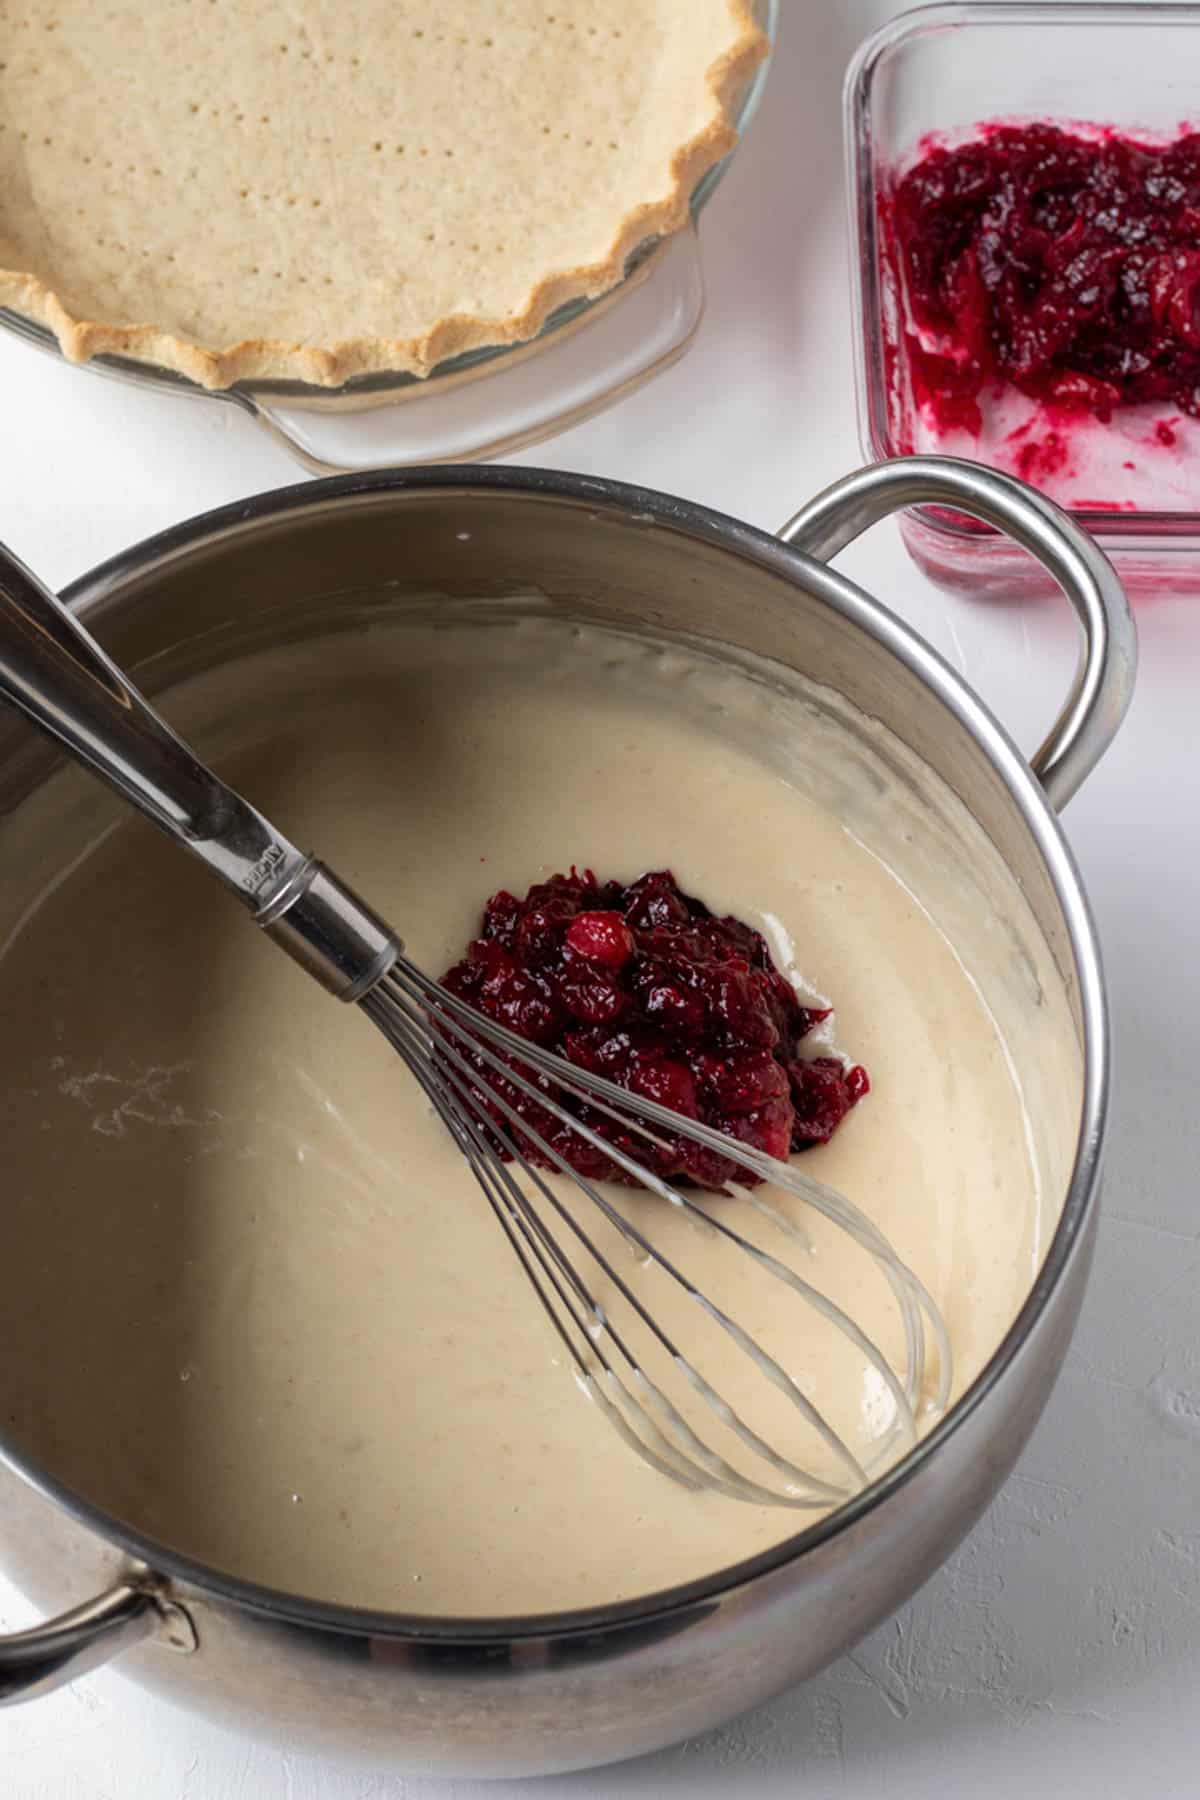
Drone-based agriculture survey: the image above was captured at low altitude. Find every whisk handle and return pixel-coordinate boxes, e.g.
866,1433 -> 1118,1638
0,538 -> 304,885
0,540 -> 398,1000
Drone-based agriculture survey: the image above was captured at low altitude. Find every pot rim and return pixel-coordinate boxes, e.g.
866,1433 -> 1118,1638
0,464 -> 1108,1646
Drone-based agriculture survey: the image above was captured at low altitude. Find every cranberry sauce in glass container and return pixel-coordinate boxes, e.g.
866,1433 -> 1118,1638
846,2 -> 1200,597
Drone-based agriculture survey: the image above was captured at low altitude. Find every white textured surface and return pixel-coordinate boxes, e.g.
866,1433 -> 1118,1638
2,2 -> 1198,1793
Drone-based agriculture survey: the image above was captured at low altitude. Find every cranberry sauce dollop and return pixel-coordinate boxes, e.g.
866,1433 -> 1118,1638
439,870 -> 868,1192
889,123 -> 1200,431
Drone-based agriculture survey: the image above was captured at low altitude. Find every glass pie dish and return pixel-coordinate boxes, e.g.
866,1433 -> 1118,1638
0,0 -> 776,474
846,1 -> 1200,598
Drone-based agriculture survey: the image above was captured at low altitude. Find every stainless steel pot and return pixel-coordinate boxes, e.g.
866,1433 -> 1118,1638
0,457 -> 1135,1777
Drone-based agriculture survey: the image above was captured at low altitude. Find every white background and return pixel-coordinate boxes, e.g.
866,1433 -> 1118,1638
3,2 -> 1199,1794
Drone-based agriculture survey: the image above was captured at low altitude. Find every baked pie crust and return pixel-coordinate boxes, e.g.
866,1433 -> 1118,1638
0,1 -> 767,389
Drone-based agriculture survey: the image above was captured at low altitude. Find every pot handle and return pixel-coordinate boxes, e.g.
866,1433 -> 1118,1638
776,456 -> 1137,812
0,1582 -> 195,1705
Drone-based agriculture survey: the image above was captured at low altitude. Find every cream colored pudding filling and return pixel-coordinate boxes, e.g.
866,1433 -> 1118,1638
0,614 -> 1081,1615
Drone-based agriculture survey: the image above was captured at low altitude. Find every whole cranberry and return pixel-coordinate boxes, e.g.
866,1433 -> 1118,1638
566,911 -> 636,969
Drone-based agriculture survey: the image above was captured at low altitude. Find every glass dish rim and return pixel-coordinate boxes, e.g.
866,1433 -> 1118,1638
843,0 -> 1200,542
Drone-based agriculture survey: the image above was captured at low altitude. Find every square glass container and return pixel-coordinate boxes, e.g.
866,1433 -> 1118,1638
846,2 -> 1200,598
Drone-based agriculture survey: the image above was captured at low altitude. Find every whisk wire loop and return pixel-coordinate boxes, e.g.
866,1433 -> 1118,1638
363,958 -> 953,1505
392,955 -> 950,1423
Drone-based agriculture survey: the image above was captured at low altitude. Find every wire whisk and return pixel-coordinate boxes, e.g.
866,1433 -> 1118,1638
0,539 -> 952,1509
365,959 -> 949,1505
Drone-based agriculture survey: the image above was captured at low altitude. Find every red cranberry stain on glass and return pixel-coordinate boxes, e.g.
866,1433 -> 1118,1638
440,870 -> 868,1193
